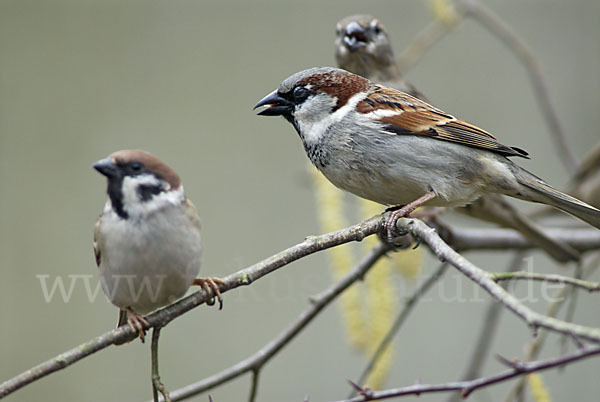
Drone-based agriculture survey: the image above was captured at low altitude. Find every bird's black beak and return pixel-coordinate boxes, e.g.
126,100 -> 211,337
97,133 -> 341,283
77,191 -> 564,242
343,21 -> 367,52
93,158 -> 118,178
254,90 -> 293,117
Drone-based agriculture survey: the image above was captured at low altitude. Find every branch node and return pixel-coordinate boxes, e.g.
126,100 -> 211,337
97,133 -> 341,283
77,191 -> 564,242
348,380 -> 374,398
569,333 -> 586,350
304,235 -> 318,243
531,323 -> 540,338
233,272 -> 251,286
496,354 -> 525,372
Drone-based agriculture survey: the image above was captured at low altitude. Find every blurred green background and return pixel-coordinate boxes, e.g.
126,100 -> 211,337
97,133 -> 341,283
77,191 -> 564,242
1,1 -> 599,401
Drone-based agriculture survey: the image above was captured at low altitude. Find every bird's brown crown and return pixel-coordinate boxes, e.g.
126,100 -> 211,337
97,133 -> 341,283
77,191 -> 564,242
287,67 -> 370,110
109,149 -> 181,190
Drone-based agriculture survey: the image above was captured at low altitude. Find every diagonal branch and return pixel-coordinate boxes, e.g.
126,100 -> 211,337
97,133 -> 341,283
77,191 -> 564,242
397,19 -> 456,73
396,218 -> 600,343
167,243 -> 390,401
333,345 -> 600,401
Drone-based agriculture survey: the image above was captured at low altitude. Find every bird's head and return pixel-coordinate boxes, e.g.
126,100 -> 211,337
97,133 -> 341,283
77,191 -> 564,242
94,149 -> 184,219
335,15 -> 395,78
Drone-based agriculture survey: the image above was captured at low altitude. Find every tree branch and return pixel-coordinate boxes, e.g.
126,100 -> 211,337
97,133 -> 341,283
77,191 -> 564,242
248,370 -> 259,402
490,271 -> 600,292
334,346 -> 600,401
166,243 -> 390,401
396,218 -> 600,343
397,19 -> 455,73
151,327 -> 171,402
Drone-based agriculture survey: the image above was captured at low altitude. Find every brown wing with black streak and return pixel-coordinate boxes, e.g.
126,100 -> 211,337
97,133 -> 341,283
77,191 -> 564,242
357,85 -> 529,158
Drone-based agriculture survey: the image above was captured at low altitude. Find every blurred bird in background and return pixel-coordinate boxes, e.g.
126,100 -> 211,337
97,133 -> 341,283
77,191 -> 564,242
335,14 -> 427,101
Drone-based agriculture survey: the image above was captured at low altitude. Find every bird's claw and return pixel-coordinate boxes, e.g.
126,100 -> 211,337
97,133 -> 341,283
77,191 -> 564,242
193,277 -> 225,310
127,310 -> 150,343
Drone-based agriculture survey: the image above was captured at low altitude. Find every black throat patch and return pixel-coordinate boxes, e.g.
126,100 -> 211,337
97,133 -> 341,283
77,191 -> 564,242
106,176 -> 128,219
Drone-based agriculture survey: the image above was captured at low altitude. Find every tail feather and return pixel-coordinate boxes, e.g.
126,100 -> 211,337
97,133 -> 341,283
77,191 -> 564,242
516,174 -> 600,229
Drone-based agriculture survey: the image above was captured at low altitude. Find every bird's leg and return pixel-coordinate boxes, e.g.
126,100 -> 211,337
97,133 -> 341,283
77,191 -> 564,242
385,190 -> 437,242
193,277 -> 225,310
126,308 -> 149,343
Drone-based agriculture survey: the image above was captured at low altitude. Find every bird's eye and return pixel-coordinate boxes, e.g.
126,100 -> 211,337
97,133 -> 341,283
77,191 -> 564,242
293,86 -> 310,102
130,162 -> 143,172
373,24 -> 382,35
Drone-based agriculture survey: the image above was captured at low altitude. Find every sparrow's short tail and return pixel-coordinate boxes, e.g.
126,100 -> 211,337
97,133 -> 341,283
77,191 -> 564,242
514,169 -> 600,229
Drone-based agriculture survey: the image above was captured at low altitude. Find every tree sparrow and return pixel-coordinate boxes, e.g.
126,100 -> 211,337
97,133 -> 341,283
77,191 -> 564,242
335,15 -> 425,100
334,16 -> 579,262
254,67 -> 600,238
93,150 -> 223,342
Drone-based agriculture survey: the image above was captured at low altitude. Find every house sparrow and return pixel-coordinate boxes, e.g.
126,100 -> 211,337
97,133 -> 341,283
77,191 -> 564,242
254,67 -> 600,239
334,16 -> 579,262
335,15 -> 425,100
93,149 -> 223,342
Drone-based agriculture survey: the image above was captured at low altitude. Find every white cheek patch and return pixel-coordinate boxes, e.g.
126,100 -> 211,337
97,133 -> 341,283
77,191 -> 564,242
120,174 -> 186,218
122,174 -> 161,206
297,91 -> 369,144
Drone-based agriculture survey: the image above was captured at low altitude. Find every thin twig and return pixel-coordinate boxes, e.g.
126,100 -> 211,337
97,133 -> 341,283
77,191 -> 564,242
333,346 -> 600,401
489,271 -> 600,292
350,263 -> 449,397
396,218 -> 600,343
447,251 -> 527,402
166,244 -> 390,401
151,327 -> 171,402
458,0 -> 578,172
397,19 -> 457,73
248,370 -> 259,402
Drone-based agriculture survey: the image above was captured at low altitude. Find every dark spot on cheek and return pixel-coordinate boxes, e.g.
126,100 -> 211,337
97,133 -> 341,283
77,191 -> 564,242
137,184 -> 163,202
